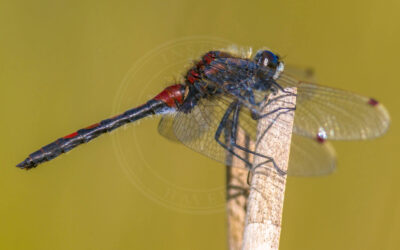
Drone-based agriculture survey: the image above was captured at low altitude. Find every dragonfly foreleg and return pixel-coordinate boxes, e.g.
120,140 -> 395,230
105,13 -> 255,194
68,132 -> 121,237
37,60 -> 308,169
260,92 -> 297,110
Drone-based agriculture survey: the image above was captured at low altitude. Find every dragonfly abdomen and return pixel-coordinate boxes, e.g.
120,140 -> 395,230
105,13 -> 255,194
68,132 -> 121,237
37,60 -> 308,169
17,84 -> 186,169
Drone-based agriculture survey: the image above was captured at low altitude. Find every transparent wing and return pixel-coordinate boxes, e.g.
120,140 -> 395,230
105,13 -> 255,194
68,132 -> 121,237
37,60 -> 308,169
169,95 -> 251,166
204,55 -> 390,140
283,64 -> 316,82
273,73 -> 391,140
158,114 -> 180,142
288,134 -> 336,176
159,93 -> 292,169
158,94 -> 336,176
207,57 -> 390,140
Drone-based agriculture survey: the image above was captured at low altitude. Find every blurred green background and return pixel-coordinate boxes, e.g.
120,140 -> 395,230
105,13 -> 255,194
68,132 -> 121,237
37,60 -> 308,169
1,0 -> 399,249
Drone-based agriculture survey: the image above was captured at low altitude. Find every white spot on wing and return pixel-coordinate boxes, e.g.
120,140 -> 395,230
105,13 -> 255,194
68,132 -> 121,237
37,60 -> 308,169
318,127 -> 328,140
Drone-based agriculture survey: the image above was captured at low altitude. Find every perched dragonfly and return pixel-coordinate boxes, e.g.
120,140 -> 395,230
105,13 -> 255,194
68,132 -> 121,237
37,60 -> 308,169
17,48 -> 390,175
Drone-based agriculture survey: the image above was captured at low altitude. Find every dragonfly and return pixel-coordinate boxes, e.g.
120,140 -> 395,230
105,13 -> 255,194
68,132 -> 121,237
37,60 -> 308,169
16,48 -> 390,175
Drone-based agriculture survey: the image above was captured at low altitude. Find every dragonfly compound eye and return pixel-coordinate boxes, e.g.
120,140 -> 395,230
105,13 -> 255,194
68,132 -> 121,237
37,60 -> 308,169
254,50 -> 280,69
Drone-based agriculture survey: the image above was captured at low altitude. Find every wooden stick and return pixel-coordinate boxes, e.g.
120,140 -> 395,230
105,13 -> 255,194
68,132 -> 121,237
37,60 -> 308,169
242,88 -> 297,250
226,129 -> 251,250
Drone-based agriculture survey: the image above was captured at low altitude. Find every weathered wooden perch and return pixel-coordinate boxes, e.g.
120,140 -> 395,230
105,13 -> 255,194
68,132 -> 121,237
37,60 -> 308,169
226,129 -> 252,250
241,88 -> 297,250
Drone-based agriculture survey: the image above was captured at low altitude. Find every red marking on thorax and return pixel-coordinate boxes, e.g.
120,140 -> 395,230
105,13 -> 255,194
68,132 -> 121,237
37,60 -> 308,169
203,54 -> 214,64
187,69 -> 200,83
196,60 -> 204,68
187,75 -> 196,84
190,70 -> 199,77
154,84 -> 184,107
204,62 -> 226,76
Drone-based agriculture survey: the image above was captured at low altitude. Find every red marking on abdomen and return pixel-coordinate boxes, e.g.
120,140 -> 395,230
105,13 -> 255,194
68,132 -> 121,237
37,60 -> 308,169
84,123 -> 100,129
154,84 -> 185,107
63,123 -> 99,139
64,131 -> 78,139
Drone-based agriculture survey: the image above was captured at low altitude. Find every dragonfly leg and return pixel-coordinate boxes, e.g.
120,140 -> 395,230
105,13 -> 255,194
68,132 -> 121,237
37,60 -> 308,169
251,105 -> 295,125
245,157 -> 285,185
230,103 -> 285,174
252,108 -> 296,177
268,91 -> 296,104
237,107 -> 297,175
255,108 -> 295,146
214,101 -> 286,175
214,101 -> 254,169
270,79 -> 300,97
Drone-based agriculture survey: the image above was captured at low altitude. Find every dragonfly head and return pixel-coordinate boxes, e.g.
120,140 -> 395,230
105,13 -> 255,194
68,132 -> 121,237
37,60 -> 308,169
254,50 -> 284,79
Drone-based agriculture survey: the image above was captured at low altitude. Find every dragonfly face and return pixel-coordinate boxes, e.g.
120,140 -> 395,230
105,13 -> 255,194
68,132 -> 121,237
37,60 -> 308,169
247,51 -> 284,94
254,50 -> 280,68
254,50 -> 285,80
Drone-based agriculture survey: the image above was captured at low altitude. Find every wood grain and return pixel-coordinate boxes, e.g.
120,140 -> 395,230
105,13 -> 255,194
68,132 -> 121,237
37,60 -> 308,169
242,88 -> 297,250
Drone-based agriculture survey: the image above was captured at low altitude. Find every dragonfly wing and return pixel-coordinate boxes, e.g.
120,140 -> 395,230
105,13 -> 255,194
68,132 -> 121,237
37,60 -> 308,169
158,114 -> 180,142
194,55 -> 389,140
275,73 -> 390,140
283,64 -> 316,82
158,91 -> 337,176
288,134 -> 336,176
168,96 -> 238,166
